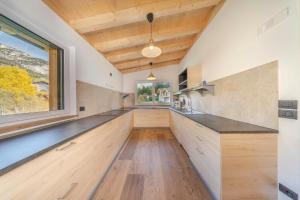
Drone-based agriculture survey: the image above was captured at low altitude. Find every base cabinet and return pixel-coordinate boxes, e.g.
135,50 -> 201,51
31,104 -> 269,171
0,111 -> 133,200
133,109 -> 169,127
170,111 -> 277,200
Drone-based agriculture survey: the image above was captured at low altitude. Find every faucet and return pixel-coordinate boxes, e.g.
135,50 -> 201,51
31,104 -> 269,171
184,94 -> 193,113
178,93 -> 192,113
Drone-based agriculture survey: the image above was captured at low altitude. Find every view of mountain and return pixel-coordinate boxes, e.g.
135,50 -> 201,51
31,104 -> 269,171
0,43 -> 49,82
0,43 -> 49,75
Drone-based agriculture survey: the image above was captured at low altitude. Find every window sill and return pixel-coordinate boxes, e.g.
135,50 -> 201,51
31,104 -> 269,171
0,115 -> 78,140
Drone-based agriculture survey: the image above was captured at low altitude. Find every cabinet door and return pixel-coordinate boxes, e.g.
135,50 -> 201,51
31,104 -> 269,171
183,118 -> 221,199
134,109 -> 169,127
66,111 -> 133,199
187,66 -> 202,88
0,112 -> 133,200
170,111 -> 179,141
170,111 -> 184,143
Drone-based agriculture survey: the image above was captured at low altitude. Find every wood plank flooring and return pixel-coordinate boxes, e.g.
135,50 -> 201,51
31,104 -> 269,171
93,128 -> 212,200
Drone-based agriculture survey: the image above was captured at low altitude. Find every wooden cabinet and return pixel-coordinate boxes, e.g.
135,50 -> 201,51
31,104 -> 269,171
0,111 -> 133,200
178,66 -> 202,91
169,110 -> 183,143
187,66 -> 202,88
133,109 -> 169,127
170,110 -> 277,200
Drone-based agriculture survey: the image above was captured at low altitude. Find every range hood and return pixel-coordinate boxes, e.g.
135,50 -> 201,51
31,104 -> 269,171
192,81 -> 215,94
173,81 -> 215,96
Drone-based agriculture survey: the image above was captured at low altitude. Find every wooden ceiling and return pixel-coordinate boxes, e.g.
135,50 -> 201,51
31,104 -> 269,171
43,0 -> 224,73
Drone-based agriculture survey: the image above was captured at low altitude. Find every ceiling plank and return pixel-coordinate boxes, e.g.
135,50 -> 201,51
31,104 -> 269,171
69,0 -> 221,34
121,60 -> 181,73
115,50 -> 187,70
104,35 -> 196,63
43,0 -> 225,73
120,1 -> 225,73
85,8 -> 213,52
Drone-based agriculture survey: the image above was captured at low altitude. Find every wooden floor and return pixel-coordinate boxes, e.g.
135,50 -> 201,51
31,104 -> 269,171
93,128 -> 212,200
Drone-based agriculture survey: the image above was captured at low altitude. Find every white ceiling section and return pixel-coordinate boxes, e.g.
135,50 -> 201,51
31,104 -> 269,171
178,0 -> 300,197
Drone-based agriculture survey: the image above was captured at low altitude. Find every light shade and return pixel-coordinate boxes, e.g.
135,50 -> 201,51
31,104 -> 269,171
146,72 -> 156,80
141,44 -> 162,58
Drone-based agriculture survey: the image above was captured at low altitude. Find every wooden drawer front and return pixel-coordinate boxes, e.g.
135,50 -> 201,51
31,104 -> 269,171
169,111 -> 175,137
190,132 -> 221,199
187,119 -> 220,152
134,109 -> 169,127
181,117 -> 221,199
0,112 -> 133,200
190,152 -> 221,199
170,111 -> 183,142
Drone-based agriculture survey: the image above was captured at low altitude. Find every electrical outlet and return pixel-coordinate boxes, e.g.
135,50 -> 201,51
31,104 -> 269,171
79,106 -> 85,112
279,183 -> 298,200
278,109 -> 298,119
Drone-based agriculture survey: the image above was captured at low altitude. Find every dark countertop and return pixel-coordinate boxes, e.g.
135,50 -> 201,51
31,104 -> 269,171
170,108 -> 278,133
132,105 -> 170,109
0,108 -> 133,176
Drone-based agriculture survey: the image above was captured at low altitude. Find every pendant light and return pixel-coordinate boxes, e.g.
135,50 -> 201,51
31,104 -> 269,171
147,62 -> 156,81
141,13 -> 162,58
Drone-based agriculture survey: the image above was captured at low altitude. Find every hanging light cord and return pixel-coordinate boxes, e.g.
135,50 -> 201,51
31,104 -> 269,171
150,21 -> 153,41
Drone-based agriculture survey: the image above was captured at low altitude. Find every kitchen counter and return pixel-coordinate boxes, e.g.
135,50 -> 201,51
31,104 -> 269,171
0,108 -> 133,175
0,106 -> 277,176
131,105 -> 170,109
170,108 -> 278,133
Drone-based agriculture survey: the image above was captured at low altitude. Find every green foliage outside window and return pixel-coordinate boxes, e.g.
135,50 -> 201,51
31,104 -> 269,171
136,82 -> 171,105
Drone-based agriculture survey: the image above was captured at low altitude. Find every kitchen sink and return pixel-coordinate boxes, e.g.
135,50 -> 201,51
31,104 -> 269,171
172,108 -> 204,115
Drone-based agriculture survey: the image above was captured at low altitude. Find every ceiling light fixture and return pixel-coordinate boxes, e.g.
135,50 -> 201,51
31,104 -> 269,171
141,13 -> 162,58
146,62 -> 156,81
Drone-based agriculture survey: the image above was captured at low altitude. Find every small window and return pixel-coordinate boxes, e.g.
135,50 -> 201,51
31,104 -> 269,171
136,81 -> 171,105
0,15 -> 64,116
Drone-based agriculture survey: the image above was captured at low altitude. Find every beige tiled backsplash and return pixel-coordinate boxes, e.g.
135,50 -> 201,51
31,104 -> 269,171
77,61 -> 278,129
76,81 -> 123,118
190,61 -> 278,129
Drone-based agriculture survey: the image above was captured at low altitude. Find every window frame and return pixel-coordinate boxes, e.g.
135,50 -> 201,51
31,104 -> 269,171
0,12 -> 76,128
135,80 -> 172,106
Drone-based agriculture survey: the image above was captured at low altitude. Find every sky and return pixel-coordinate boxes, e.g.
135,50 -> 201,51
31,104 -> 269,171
0,31 -> 48,61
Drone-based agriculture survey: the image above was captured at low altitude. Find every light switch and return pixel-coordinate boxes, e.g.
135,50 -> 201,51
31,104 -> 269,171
279,100 -> 297,109
278,109 -> 297,120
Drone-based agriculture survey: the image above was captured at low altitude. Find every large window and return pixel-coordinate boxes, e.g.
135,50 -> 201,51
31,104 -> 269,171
0,15 -> 64,116
136,81 -> 171,105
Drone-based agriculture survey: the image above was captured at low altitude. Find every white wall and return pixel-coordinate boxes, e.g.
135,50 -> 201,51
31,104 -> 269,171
179,0 -> 300,198
123,65 -> 179,93
0,0 -> 123,92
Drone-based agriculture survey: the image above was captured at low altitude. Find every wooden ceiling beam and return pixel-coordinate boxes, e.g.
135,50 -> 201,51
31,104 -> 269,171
69,0 -> 221,34
85,8 -> 213,52
98,31 -> 196,53
43,0 -> 225,73
121,60 -> 181,74
115,50 -> 187,70
104,35 -> 196,63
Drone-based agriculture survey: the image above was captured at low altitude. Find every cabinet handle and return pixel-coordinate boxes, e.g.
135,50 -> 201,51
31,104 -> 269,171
195,123 -> 203,128
196,136 -> 202,142
57,182 -> 78,200
107,143 -> 113,148
56,142 -> 76,151
196,148 -> 204,155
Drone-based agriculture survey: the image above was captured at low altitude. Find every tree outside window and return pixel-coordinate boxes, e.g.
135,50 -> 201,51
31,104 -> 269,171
136,81 -> 171,105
